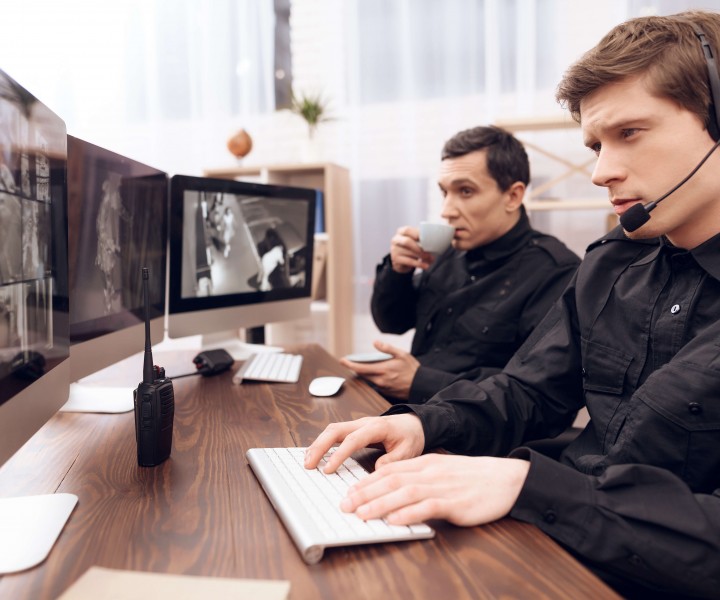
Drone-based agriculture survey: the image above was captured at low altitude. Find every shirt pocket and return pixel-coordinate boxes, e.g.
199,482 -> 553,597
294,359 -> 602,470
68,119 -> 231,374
453,310 -> 518,363
581,338 -> 633,395
628,362 -> 720,492
455,308 -> 517,342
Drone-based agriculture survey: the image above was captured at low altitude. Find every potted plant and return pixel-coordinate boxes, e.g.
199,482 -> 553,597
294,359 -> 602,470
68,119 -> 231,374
290,91 -> 332,139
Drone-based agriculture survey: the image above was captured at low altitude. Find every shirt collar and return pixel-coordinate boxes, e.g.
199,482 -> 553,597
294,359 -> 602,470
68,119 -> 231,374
690,232 -> 720,282
631,233 -> 720,282
464,205 -> 533,264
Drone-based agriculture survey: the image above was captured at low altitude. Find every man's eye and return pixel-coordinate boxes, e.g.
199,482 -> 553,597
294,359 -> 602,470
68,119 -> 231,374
460,187 -> 474,196
589,142 -> 601,155
622,128 -> 638,139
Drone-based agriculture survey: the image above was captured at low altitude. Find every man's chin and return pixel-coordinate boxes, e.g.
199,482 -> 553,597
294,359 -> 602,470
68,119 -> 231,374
623,226 -> 656,240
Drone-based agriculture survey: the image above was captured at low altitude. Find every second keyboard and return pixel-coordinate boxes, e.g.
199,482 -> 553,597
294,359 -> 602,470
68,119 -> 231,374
232,352 -> 303,384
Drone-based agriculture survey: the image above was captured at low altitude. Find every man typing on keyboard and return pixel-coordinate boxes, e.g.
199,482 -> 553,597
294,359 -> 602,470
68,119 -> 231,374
305,11 -> 720,600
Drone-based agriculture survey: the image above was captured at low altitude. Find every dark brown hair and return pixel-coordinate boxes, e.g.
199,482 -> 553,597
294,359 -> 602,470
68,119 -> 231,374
441,125 -> 530,191
556,10 -> 720,137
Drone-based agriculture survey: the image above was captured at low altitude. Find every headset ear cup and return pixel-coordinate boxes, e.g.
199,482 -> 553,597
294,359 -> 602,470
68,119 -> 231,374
692,24 -> 720,141
709,103 -> 720,141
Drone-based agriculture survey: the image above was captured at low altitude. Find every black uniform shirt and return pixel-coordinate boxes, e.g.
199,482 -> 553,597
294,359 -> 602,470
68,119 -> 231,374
370,207 -> 580,402
388,227 -> 720,598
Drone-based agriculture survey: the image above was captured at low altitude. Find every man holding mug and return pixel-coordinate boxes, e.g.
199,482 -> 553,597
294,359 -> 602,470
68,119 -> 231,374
342,126 -> 580,402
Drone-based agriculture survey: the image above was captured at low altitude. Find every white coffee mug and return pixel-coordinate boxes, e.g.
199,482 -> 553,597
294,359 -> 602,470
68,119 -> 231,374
419,221 -> 455,254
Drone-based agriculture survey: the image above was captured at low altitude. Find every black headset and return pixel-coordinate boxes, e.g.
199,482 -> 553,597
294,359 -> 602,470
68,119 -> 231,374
693,23 -> 720,142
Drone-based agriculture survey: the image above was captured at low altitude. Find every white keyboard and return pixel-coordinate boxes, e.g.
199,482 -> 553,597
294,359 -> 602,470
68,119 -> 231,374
232,352 -> 303,384
246,447 -> 435,564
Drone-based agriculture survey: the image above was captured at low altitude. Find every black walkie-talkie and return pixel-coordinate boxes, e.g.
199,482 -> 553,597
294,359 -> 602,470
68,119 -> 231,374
133,267 -> 174,467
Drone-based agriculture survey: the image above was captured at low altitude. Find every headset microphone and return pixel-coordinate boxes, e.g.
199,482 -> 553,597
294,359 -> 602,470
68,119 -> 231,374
620,138 -> 720,232
620,22 -> 720,233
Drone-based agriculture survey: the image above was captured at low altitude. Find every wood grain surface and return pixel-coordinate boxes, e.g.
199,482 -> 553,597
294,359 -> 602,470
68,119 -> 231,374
0,344 -> 619,599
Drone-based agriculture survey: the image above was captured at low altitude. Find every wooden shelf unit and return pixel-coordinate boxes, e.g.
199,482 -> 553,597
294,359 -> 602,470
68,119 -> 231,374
204,163 -> 354,357
495,116 -> 612,215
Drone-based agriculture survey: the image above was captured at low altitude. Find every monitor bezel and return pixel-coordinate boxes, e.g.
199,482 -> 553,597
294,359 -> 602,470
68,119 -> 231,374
167,174 -> 316,318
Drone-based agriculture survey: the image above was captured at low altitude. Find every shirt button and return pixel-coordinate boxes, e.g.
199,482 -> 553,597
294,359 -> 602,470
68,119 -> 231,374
470,275 -> 477,282
425,322 -> 432,332
543,509 -> 557,524
688,402 -> 703,415
629,554 -> 643,567
581,367 -> 588,378
670,304 -> 681,314
481,326 -> 489,334
446,307 -> 453,315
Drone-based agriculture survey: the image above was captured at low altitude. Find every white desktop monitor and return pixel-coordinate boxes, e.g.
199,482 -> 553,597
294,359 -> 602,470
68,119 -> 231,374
0,67 -> 77,574
167,175 -> 315,357
64,135 -> 168,412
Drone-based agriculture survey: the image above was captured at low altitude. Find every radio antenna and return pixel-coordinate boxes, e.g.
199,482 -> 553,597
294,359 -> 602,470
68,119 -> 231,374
142,267 -> 154,384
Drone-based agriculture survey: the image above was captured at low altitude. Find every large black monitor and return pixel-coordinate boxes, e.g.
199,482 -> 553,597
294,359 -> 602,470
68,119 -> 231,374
63,135 -> 168,412
0,68 -> 76,574
167,175 -> 315,357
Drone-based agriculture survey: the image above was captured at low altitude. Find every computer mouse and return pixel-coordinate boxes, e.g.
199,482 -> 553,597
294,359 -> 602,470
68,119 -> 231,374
309,376 -> 345,397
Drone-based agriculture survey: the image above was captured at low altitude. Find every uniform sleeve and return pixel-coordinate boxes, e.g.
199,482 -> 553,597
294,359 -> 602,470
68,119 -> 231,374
370,255 -> 418,333
408,364 -> 503,403
509,448 -> 720,598
398,279 -> 585,456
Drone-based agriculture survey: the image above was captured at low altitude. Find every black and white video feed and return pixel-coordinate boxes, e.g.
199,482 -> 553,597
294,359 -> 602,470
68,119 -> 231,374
0,72 -> 59,379
0,68 -> 68,403
22,200 -> 51,280
0,280 -> 53,381
68,153 -> 167,331
181,191 -> 310,298
0,192 -> 22,283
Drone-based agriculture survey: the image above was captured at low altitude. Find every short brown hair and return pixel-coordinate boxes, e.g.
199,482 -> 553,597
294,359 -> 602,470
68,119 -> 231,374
441,125 -> 530,191
556,10 -> 720,137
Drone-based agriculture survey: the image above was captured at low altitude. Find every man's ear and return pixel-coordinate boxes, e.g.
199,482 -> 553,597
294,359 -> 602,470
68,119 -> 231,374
503,181 -> 526,212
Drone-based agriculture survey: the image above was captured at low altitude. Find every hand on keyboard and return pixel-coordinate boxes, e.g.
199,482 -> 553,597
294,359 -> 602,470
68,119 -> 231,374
246,447 -> 434,564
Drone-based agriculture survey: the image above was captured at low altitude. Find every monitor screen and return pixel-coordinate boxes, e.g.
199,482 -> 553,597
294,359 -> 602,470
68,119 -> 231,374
167,175 -> 315,350
66,135 -> 168,385
0,68 -> 69,466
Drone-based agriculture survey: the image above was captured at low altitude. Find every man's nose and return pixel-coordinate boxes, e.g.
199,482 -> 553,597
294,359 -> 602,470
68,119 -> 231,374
440,195 -> 458,219
591,150 -> 626,188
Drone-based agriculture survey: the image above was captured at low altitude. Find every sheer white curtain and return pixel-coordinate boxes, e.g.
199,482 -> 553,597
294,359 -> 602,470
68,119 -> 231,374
0,0 -> 277,174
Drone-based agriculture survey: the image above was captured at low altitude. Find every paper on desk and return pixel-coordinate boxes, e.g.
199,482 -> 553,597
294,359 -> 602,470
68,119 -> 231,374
57,566 -> 290,600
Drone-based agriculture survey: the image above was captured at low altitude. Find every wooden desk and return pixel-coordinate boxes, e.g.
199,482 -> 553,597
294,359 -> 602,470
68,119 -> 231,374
0,345 -> 618,599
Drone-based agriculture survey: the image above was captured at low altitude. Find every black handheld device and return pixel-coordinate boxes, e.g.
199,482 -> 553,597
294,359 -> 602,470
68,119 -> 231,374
193,349 -> 234,376
133,267 -> 174,467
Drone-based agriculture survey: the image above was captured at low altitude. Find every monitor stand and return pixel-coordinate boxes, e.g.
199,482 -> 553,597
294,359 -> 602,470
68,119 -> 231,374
0,493 -> 78,574
61,353 -> 141,414
200,327 -> 283,362
60,381 -> 134,414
